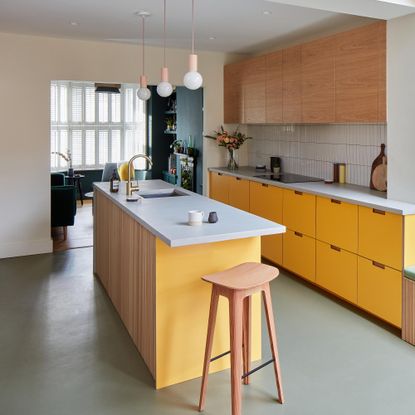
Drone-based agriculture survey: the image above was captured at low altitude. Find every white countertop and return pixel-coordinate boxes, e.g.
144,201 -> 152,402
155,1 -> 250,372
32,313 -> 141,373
209,167 -> 415,215
94,180 -> 286,247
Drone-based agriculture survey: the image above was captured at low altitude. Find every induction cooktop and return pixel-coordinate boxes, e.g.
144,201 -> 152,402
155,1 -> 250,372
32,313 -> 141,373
254,172 -> 323,184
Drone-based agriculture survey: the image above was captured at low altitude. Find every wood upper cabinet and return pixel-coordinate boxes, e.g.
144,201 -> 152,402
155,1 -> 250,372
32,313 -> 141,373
302,36 -> 335,123
282,45 -> 302,123
224,61 -> 244,124
265,51 -> 283,123
335,21 -> 385,123
242,56 -> 266,124
378,22 -> 386,122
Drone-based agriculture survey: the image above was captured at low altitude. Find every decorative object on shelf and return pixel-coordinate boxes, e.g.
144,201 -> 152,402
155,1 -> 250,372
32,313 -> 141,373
186,135 -> 197,157
205,126 -> 252,170
338,163 -> 346,184
52,149 -> 73,176
170,139 -> 183,154
157,0 -> 173,98
183,0 -> 203,90
165,116 -> 176,131
370,143 -> 387,192
136,11 -> 152,101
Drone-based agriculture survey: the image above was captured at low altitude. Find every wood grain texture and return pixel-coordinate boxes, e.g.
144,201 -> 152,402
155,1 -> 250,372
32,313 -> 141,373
402,277 -> 415,345
282,45 -> 302,123
224,61 -> 244,123
266,51 -> 283,123
302,36 -> 335,123
94,191 -> 156,378
378,21 -> 387,122
242,56 -> 266,124
335,22 -> 384,122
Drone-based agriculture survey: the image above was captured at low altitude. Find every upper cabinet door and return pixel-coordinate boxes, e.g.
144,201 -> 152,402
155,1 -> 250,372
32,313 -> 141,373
266,51 -> 283,123
378,22 -> 386,123
224,62 -> 243,124
243,56 -> 266,124
302,36 -> 335,123
282,45 -> 302,123
335,22 -> 385,123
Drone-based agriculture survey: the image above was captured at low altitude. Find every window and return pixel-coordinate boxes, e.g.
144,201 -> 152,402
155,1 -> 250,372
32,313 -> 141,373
51,81 -> 147,170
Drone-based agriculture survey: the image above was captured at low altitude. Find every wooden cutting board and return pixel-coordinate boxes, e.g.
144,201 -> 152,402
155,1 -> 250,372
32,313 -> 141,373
370,144 -> 387,192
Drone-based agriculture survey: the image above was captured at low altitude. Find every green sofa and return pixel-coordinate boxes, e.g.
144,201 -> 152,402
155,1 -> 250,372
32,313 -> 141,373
51,173 -> 77,239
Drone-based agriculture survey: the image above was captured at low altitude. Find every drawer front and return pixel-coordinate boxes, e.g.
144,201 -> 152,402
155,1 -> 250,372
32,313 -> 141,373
228,176 -> 250,211
249,181 -> 283,222
209,172 -> 230,204
283,189 -> 316,237
283,229 -> 316,282
358,256 -> 402,327
316,241 -> 358,303
358,206 -> 403,270
316,196 -> 358,252
262,234 -> 283,265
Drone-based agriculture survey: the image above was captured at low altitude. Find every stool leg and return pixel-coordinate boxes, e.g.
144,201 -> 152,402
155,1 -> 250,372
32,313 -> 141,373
229,292 -> 243,415
198,287 -> 219,412
242,296 -> 251,385
262,284 -> 284,404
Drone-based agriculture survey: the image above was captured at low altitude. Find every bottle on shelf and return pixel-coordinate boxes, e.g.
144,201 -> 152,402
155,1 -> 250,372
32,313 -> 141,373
110,169 -> 120,193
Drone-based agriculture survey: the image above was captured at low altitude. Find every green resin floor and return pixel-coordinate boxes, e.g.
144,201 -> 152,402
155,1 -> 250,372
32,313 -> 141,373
1,247 -> 415,415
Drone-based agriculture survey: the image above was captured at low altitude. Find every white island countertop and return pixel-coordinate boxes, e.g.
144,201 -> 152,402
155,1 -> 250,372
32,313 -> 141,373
94,180 -> 285,247
209,166 -> 415,215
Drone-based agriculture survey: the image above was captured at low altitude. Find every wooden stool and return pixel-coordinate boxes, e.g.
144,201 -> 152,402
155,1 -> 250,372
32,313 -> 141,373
198,262 -> 284,415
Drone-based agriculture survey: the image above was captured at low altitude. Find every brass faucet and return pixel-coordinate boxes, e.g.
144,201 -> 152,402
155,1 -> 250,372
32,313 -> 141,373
126,154 -> 153,196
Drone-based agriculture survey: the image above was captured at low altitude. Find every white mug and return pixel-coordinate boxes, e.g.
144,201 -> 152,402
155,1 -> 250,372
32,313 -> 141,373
188,210 -> 204,226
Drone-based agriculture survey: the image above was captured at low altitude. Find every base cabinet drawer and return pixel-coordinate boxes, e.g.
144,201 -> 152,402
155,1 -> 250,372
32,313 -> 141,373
357,256 -> 402,327
209,172 -> 230,204
262,234 -> 283,265
249,181 -> 283,222
228,176 -> 250,211
316,196 -> 358,252
283,189 -> 316,237
316,241 -> 357,303
358,206 -> 402,270
283,230 -> 315,282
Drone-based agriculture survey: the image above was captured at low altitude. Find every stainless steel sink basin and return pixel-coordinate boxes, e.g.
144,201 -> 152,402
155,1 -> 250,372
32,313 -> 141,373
138,189 -> 188,199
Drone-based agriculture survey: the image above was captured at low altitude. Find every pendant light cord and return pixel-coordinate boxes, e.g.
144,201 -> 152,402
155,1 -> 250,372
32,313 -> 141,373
163,0 -> 167,66
191,0 -> 195,54
141,16 -> 145,74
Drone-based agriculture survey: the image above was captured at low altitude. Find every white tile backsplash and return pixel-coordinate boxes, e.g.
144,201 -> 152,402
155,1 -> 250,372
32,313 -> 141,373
247,124 -> 387,187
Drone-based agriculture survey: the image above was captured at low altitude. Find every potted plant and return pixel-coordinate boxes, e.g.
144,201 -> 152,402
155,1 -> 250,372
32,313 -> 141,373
170,139 -> 183,154
205,126 -> 251,170
165,116 -> 176,131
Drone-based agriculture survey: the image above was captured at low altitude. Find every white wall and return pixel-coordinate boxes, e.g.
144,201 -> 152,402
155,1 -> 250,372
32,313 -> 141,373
387,15 -> 415,203
0,32 -> 239,258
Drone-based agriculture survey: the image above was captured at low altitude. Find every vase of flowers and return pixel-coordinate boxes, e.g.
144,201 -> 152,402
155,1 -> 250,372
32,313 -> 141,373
205,126 -> 251,170
52,149 -> 73,175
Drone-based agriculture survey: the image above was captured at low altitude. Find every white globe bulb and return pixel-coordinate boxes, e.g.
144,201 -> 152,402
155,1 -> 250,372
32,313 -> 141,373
137,87 -> 151,101
183,71 -> 203,90
157,81 -> 173,97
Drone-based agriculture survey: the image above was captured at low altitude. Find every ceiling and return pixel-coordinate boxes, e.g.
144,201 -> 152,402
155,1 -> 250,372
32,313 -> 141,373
0,0 -> 380,54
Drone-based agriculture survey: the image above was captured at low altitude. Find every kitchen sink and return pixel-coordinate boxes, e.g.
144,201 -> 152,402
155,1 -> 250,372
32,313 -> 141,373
139,189 -> 188,199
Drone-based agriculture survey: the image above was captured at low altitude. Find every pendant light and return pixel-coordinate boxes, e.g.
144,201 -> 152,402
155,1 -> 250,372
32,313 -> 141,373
183,0 -> 203,90
157,0 -> 173,97
137,11 -> 151,101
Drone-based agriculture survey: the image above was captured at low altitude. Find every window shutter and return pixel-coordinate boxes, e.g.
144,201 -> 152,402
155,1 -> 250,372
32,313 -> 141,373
72,130 -> 83,167
111,130 -> 121,162
99,130 -> 109,165
85,87 -> 95,123
85,130 -> 95,166
71,86 -> 83,122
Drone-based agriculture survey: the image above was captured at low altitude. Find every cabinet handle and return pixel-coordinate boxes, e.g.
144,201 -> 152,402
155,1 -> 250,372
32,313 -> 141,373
236,177 -> 242,181
330,245 -> 341,252
373,208 -> 385,215
331,199 -> 341,205
262,183 -> 269,188
294,190 -> 303,196
294,231 -> 303,237
372,261 -> 385,269
218,173 -> 223,176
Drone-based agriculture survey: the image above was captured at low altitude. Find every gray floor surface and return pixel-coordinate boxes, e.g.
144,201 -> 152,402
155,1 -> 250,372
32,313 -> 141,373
1,247 -> 415,415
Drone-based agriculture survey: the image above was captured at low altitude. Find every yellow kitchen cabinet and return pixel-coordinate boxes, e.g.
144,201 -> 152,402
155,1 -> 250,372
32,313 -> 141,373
228,176 -> 250,211
358,256 -> 402,327
250,181 -> 283,264
316,196 -> 358,252
358,206 -> 403,271
316,241 -> 358,303
283,229 -> 315,282
209,172 -> 230,204
283,189 -> 316,237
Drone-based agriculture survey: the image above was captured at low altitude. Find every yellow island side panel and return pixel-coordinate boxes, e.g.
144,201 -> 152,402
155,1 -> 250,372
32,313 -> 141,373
155,236 -> 262,389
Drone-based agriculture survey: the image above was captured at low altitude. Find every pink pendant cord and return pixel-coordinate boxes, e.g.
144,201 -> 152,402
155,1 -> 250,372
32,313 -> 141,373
191,0 -> 195,54
163,0 -> 167,67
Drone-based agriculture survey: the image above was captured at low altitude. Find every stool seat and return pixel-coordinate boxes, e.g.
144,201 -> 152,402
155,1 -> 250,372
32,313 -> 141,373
202,262 -> 279,290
